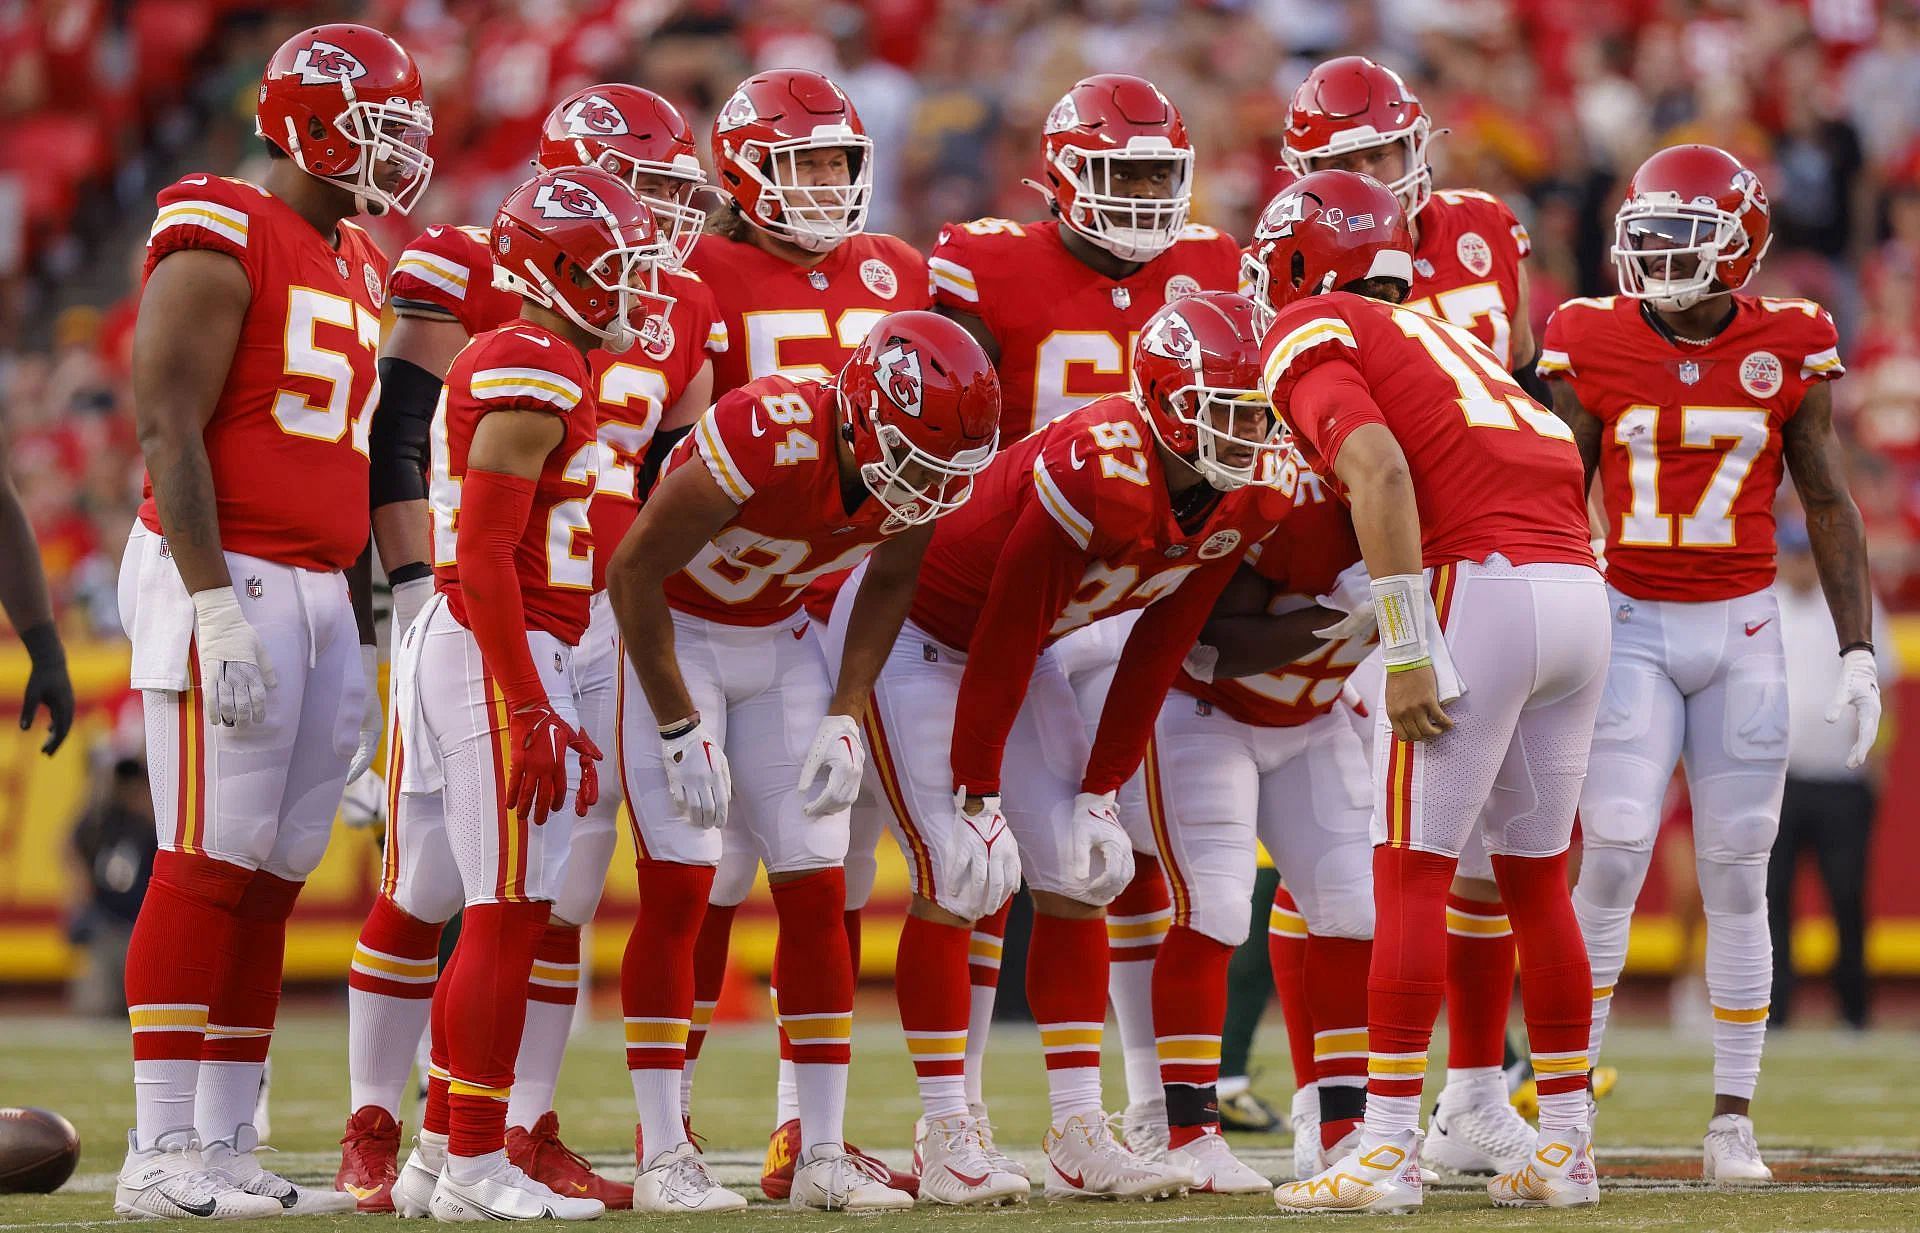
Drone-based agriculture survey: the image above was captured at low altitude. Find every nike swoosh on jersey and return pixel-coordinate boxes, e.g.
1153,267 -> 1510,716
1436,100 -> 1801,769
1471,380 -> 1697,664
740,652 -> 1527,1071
1068,442 -> 1086,470
749,410 -> 767,437
516,331 -> 551,347
182,175 -> 209,186
1744,619 -> 1771,636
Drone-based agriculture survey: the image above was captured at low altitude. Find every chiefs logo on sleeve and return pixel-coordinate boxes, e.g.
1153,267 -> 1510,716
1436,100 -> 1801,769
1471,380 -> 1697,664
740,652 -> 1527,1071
290,41 -> 367,85
879,342 -> 923,417
561,93 -> 628,136
533,177 -> 609,220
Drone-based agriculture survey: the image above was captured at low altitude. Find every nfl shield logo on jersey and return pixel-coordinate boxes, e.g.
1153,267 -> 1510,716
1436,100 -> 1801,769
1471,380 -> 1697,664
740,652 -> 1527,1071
245,575 -> 264,600
808,270 -> 830,291
1678,360 -> 1700,386
336,256 -> 350,280
1111,287 -> 1131,310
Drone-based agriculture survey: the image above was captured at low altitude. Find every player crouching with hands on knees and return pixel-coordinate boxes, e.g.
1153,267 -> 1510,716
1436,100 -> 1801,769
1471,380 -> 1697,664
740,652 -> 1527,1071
607,311 -> 998,1212
392,166 -> 673,1222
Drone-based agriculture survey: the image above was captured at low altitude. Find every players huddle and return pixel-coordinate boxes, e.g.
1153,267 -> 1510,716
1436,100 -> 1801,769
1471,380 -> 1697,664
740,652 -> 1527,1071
109,20 -> 1880,1223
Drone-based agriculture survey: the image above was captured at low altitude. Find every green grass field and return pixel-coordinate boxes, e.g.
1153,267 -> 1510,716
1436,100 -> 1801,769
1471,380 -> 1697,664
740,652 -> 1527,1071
2,1008 -> 1916,1230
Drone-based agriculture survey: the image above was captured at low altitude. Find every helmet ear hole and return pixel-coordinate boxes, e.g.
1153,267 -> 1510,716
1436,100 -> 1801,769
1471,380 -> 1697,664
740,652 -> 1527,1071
307,115 -> 329,141
1289,250 -> 1306,289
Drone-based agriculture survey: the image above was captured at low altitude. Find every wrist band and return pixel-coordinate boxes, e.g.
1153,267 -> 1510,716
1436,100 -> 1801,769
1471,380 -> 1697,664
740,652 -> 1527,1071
658,714 -> 699,741
1370,573 -> 1434,669
1841,641 -> 1874,658
387,561 -> 433,586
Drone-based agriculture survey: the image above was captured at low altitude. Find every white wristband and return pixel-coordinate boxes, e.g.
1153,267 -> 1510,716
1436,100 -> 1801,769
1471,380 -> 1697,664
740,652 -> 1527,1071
1369,573 -> 1433,670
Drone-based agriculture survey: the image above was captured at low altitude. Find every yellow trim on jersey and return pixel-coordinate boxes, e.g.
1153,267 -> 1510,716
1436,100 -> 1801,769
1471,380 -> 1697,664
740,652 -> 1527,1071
1032,455 -> 1093,549
470,367 -> 582,410
151,201 -> 249,247
696,412 -> 754,503
1261,319 -> 1357,390
1536,348 -> 1572,375
394,251 -> 472,299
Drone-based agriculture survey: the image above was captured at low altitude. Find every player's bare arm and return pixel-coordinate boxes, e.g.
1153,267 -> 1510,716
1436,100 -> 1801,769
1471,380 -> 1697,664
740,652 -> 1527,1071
932,303 -> 1002,366
370,309 -> 468,580
1197,566 -> 1339,679
662,360 -> 715,433
1783,380 -> 1872,647
1509,257 -> 1536,372
829,521 -> 935,715
1325,420 -> 1451,742
131,249 -> 250,595
607,456 -> 740,725
0,420 -> 72,753
1548,376 -> 1603,488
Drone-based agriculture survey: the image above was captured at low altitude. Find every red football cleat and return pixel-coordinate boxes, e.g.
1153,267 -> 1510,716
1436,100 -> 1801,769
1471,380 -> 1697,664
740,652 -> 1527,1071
507,1111 -> 634,1210
760,1118 -> 920,1200
335,1105 -> 401,1213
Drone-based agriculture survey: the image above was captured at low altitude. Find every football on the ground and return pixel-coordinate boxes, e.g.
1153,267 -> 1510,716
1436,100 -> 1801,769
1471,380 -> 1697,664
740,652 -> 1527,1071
0,1107 -> 81,1193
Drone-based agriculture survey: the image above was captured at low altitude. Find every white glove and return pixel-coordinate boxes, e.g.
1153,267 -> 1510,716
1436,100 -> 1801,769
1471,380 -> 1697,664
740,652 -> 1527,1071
661,716 -> 731,829
1315,559 -> 1376,644
1181,642 -> 1219,684
798,713 -> 865,817
1826,647 -> 1882,769
390,575 -> 432,648
1067,790 -> 1134,905
346,644 -> 383,784
192,585 -> 277,727
340,768 -> 388,830
943,791 -> 1020,921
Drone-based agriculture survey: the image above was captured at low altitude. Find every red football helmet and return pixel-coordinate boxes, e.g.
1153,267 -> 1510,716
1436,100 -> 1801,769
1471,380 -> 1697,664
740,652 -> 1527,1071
256,23 -> 433,216
537,84 -> 711,266
491,167 -> 678,353
712,69 -> 871,253
1130,292 -> 1279,490
837,311 -> 1001,530
1281,56 -> 1432,219
1241,171 -> 1413,324
1612,144 -> 1772,311
1032,74 -> 1194,263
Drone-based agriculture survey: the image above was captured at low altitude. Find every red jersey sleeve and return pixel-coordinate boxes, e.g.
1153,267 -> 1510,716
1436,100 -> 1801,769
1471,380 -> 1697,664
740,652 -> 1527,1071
462,328 -> 593,422
949,496 -> 1094,795
928,221 -> 1000,313
1262,301 -> 1381,474
390,225 -> 502,333
685,378 -> 828,507
1788,301 -> 1845,386
1534,296 -> 1606,383
143,175 -> 266,287
1029,415 -> 1158,558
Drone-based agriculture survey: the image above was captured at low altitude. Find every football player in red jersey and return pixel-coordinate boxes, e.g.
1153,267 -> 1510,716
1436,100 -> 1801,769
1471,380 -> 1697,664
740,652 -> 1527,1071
114,23 -> 430,1220
1540,145 -> 1876,1185
929,73 -> 1240,441
1281,56 -> 1546,1169
608,310 -> 997,1211
391,166 -> 674,1222
1116,465 -> 1376,1191
926,76 -> 1240,1139
683,67 -> 930,1192
849,292 -> 1285,1203
1250,173 -> 1605,1216
338,83 -> 719,1213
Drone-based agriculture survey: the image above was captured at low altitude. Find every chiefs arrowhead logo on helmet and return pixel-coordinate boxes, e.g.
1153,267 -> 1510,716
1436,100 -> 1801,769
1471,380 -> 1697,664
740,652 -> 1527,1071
1142,312 -> 1198,363
1257,190 -> 1310,240
876,343 -> 924,418
715,88 -> 758,133
532,177 -> 608,220
562,93 -> 629,137
291,40 -> 368,86
1044,93 -> 1082,134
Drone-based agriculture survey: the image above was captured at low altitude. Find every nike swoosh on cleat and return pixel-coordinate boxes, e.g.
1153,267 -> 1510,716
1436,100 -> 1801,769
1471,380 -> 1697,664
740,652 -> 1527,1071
1050,1161 -> 1085,1189
343,1183 -> 381,1200
949,1167 -> 991,1187
168,1195 -> 218,1218
570,1182 -> 591,1193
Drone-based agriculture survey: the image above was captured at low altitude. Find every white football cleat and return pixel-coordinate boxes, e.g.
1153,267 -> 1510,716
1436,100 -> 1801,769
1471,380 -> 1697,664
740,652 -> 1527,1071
114,1130 -> 284,1220
1288,1088 -> 1321,1180
633,1143 -> 747,1213
202,1124 -> 357,1214
1423,1090 -> 1537,1175
1274,1129 -> 1423,1215
1703,1113 -> 1773,1185
789,1146 -> 916,1211
1168,1128 -> 1270,1194
1042,1112 -> 1187,1201
1488,1129 -> 1599,1208
916,1115 -> 1029,1206
393,1129 -> 447,1218
1121,1096 -> 1171,1161
429,1158 -> 605,1221
972,1103 -> 1029,1179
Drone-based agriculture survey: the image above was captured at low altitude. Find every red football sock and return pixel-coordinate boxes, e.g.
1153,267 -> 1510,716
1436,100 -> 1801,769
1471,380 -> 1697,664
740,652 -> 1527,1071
1306,933 -> 1372,1148
770,870 -> 855,1155
349,893 -> 444,1000
424,935 -> 460,1138
1267,885 -> 1315,1091
527,922 -> 580,1010
969,898 -> 1010,990
1366,846 -> 1455,1131
687,901 -> 736,1067
127,851 -> 254,1065
1152,924 -> 1231,1146
202,869 -> 301,1068
438,900 -> 549,1158
623,861 -> 713,1074
1028,912 -> 1110,1121
897,913 -> 972,1120
1106,856 -> 1171,964
1491,852 -> 1593,1127
1444,890 -> 1515,1070
844,908 -> 863,977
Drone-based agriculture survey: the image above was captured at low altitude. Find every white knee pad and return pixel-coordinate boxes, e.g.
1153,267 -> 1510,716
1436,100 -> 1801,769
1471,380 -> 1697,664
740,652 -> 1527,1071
844,804 -> 882,911
552,811 -> 619,926
1690,775 -> 1782,873
708,833 -> 760,907
1295,860 -> 1375,941
1186,868 -> 1257,948
1571,839 -> 1653,914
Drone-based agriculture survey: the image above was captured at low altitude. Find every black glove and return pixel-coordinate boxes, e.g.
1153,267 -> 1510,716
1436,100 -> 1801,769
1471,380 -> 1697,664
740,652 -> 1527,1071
20,621 -> 73,755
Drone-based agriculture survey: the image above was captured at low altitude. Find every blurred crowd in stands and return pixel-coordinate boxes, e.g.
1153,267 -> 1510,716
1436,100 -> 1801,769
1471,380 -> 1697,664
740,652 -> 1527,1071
6,0 -> 1920,639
